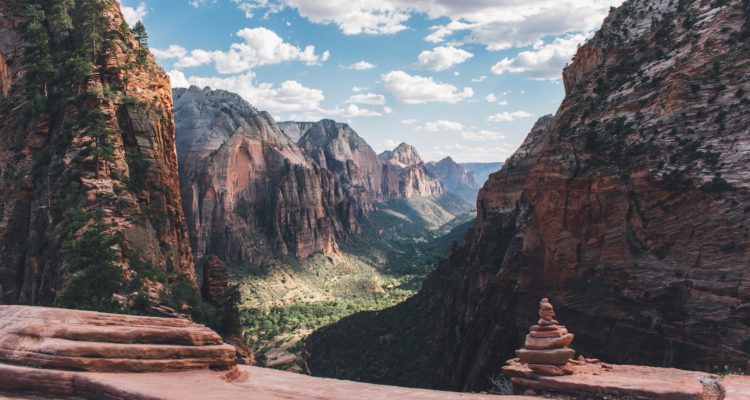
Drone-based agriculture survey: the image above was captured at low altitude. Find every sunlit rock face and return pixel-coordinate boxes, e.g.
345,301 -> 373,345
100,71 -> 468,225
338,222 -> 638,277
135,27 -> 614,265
174,87 -> 357,265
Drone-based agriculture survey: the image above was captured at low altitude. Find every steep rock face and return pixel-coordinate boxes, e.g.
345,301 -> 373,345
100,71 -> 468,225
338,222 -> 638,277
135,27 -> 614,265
292,120 -> 397,214
425,157 -> 480,203
422,0 -> 750,390
379,143 -> 444,198
175,87 -> 356,265
0,0 -> 194,309
308,0 -> 750,391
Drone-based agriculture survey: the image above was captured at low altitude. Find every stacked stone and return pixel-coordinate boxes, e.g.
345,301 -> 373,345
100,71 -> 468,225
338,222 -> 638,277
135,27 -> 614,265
515,298 -> 575,376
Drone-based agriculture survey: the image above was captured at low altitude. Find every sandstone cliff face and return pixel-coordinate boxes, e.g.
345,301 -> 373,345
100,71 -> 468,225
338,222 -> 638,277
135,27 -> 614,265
292,120 -> 397,214
379,143 -> 444,198
425,157 -> 480,203
0,0 -> 194,310
308,0 -> 750,391
175,87 -> 356,265
422,0 -> 750,389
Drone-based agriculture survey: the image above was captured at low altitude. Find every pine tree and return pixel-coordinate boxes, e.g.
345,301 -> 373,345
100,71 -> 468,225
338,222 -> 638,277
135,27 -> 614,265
132,21 -> 148,48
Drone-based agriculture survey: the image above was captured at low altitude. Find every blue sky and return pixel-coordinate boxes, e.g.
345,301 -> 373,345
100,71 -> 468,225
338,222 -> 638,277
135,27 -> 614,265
119,0 -> 622,162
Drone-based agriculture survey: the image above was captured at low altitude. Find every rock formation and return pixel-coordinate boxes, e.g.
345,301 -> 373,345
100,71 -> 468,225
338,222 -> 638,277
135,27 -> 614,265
514,298 -> 575,376
0,305 -> 235,372
307,0 -> 750,391
174,87 -> 357,265
425,157 -> 480,203
379,143 -> 444,198
459,162 -> 504,186
0,0 -> 194,311
291,119 -> 398,214
201,255 -> 228,305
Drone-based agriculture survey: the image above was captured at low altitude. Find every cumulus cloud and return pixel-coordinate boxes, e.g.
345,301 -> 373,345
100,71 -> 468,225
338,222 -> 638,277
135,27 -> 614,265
471,75 -> 487,83
243,0 -> 622,52
346,92 -> 386,105
415,46 -> 473,71
343,61 -> 376,70
328,104 -> 383,118
401,119 -> 417,125
491,34 -> 587,80
153,27 -> 329,74
416,120 -> 463,132
121,2 -> 147,26
382,70 -> 473,104
487,111 -> 533,122
485,93 -> 497,102
461,130 -> 505,141
232,0 -> 285,18
168,70 -> 325,112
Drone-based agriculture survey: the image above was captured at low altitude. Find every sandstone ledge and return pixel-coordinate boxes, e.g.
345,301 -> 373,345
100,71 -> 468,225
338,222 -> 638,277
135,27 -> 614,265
0,306 -> 235,372
0,363 -> 528,400
502,359 -> 750,400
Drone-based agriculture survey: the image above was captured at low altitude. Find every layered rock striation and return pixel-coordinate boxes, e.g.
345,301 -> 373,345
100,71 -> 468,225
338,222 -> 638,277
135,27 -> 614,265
425,157 -> 480,203
308,0 -> 750,391
0,305 -> 235,372
0,0 -> 194,311
379,143 -> 444,198
175,87 -> 357,264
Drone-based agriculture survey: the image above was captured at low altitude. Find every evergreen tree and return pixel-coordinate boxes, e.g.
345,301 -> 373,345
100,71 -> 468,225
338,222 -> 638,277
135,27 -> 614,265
132,21 -> 148,48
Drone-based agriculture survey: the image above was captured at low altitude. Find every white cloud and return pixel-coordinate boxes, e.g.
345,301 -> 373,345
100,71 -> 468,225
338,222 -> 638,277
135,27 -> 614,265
471,75 -> 487,83
169,70 -> 325,112
415,46 -> 473,71
352,86 -> 366,92
247,0 -> 622,52
491,34 -> 587,81
382,70 -> 473,104
343,61 -> 376,70
401,119 -> 417,125
383,106 -> 393,114
461,130 -> 505,141
328,104 -> 383,118
485,93 -> 497,102
487,111 -> 533,122
152,45 -> 187,60
232,0 -> 285,18
416,119 -> 463,132
346,92 -> 386,105
497,100 -> 508,106
383,139 -> 399,149
154,27 -> 329,74
121,2 -> 147,26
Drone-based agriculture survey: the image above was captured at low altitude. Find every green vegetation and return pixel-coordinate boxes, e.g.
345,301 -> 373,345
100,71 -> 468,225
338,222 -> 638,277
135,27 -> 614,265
57,209 -> 124,312
232,195 -> 474,370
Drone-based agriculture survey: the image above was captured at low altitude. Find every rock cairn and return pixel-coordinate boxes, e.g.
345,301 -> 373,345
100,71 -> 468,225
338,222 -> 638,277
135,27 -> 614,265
515,298 -> 575,376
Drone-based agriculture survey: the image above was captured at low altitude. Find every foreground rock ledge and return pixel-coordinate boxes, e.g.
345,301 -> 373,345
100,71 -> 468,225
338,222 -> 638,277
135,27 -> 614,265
0,305 -> 235,372
503,359 -> 750,400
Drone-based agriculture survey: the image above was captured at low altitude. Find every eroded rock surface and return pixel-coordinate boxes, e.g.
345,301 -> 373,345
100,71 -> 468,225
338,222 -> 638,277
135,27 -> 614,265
0,305 -> 235,372
174,87 -> 357,264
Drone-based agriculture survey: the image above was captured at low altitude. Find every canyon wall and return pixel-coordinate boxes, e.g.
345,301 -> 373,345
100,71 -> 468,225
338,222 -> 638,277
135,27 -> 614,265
175,87 -> 357,265
308,0 -> 750,390
0,0 -> 194,311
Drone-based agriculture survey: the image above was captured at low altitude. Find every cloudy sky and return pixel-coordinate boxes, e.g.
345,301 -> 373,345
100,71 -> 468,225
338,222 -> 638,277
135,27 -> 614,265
119,0 -> 622,162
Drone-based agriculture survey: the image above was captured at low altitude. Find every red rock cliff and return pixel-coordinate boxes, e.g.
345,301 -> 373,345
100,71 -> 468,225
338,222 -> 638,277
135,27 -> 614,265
0,0 -> 194,309
307,0 -> 750,391
175,87 -> 357,265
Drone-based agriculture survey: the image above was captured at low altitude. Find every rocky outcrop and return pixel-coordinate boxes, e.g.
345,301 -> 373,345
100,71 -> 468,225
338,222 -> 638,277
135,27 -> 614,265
379,143 -> 444,198
307,0 -> 750,391
426,157 -> 480,203
0,0 -> 194,310
0,305 -> 235,372
292,119 -> 398,214
175,87 -> 357,265
201,255 -> 228,305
